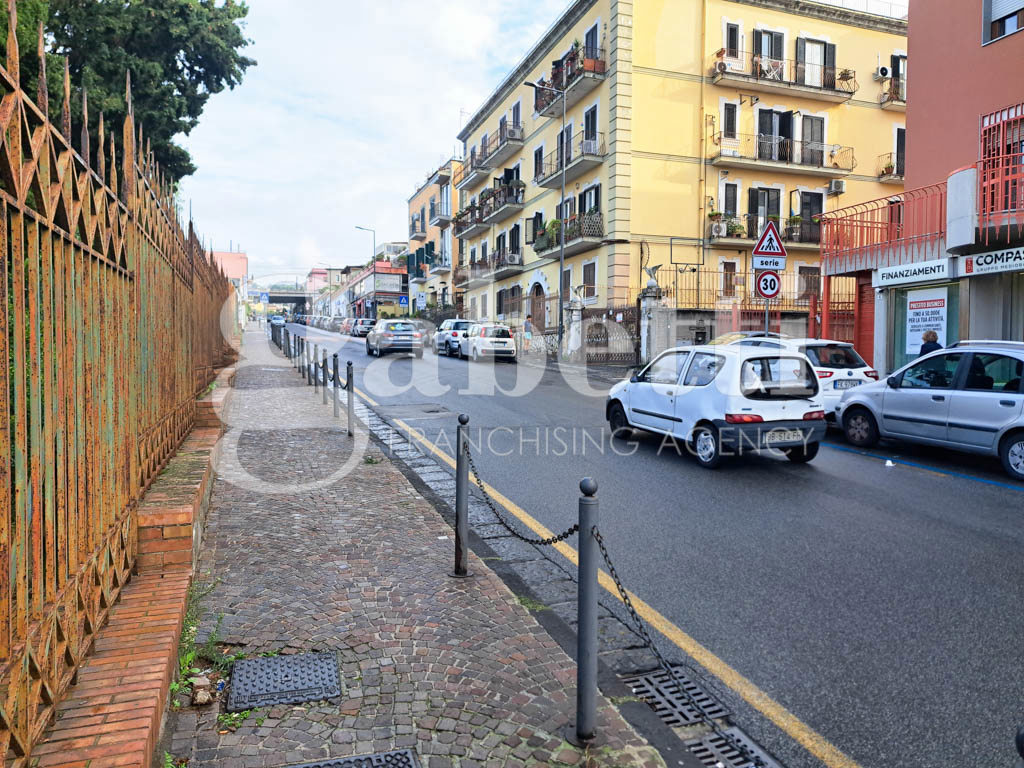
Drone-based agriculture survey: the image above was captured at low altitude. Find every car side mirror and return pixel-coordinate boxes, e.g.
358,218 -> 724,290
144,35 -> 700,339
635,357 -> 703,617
629,374 -> 639,383
886,375 -> 900,389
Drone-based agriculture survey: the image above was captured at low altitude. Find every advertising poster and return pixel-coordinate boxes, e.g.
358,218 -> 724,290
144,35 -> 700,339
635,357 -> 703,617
374,274 -> 402,293
905,286 -> 947,352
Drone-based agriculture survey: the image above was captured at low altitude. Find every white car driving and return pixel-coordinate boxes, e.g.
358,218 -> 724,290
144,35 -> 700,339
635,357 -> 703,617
606,344 -> 826,468
461,323 -> 517,362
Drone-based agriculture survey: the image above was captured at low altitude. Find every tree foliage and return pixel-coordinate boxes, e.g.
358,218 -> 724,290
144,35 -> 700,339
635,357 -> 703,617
5,0 -> 256,181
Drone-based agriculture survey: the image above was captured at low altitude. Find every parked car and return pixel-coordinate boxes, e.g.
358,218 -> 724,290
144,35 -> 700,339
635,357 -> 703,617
338,318 -> 354,334
433,318 -> 474,357
606,344 -> 826,468
269,315 -> 285,327
461,323 -> 517,362
352,318 -> 376,337
836,341 -> 1024,481
729,337 -> 877,422
365,319 -> 424,358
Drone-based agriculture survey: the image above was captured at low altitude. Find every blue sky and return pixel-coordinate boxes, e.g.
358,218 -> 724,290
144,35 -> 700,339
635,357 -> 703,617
178,0 -> 567,284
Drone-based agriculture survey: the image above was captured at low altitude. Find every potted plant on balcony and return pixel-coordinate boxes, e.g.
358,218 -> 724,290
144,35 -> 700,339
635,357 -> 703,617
533,230 -> 550,252
726,219 -> 746,237
883,160 -> 895,176
786,215 -> 802,241
708,209 -> 722,222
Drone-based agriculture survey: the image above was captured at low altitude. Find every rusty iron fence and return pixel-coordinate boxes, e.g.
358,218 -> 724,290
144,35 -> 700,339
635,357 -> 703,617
0,7 -> 235,763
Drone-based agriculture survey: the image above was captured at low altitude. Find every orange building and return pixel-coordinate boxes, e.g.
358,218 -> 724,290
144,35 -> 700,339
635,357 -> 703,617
406,159 -> 461,312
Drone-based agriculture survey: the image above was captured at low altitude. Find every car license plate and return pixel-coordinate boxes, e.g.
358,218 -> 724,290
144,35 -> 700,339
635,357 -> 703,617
765,429 -> 804,445
834,380 -> 861,390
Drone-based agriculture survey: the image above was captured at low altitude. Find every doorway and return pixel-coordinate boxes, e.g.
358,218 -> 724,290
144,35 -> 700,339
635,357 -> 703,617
530,284 -> 546,331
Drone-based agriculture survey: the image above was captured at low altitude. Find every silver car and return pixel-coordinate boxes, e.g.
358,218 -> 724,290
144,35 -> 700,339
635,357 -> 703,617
835,341 -> 1024,480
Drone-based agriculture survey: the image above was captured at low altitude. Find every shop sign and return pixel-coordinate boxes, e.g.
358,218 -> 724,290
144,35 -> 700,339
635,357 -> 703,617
959,247 -> 1024,277
873,258 -> 951,287
374,273 -> 403,292
905,286 -> 948,351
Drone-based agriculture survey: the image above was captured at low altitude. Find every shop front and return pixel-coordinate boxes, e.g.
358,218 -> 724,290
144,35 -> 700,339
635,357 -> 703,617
958,246 -> 1024,343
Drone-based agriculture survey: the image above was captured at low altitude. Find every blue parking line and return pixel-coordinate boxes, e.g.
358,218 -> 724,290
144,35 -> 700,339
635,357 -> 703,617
823,442 -> 1024,493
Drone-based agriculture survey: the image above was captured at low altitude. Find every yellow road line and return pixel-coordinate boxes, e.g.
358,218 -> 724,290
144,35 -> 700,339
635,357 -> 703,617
359,403 -> 862,768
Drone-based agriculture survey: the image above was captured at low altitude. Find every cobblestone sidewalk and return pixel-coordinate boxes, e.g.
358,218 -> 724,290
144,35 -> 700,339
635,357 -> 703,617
162,328 -> 665,768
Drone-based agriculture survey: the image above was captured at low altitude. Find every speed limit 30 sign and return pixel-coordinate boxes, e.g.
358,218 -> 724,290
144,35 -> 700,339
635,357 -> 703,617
756,270 -> 781,300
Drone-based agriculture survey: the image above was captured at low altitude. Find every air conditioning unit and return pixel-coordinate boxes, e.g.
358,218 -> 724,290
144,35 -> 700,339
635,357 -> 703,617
710,221 -> 729,238
715,61 -> 730,74
873,65 -> 891,81
722,148 -> 741,158
582,139 -> 599,155
828,179 -> 847,195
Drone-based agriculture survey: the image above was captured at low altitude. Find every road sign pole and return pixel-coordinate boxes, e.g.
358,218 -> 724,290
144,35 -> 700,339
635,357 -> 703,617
765,298 -> 770,335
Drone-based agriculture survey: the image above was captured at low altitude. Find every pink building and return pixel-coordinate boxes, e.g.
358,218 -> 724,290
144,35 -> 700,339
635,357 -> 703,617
305,268 -> 328,295
211,251 -> 250,299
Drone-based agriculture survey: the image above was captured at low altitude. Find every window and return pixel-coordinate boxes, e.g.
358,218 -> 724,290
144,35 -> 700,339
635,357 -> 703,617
469,296 -> 477,318
557,197 -> 575,220
684,353 -> 725,387
512,101 -> 521,127
964,353 -> 1023,392
420,206 -> 426,230
584,105 -> 598,142
725,23 -> 740,58
723,103 -> 737,139
798,266 -> 820,301
495,232 -> 506,255
562,267 -> 571,298
580,184 -> 601,214
481,293 -> 488,318
748,187 -> 781,236
898,354 -> 963,389
990,8 -> 1024,40
642,352 -> 689,384
722,261 -> 737,298
741,357 -> 818,399
480,132 -> 488,154
583,261 -> 596,298
723,183 -> 737,216
526,211 -> 543,244
534,146 -> 544,179
585,23 -> 599,58
510,224 -> 521,254
480,241 -> 488,262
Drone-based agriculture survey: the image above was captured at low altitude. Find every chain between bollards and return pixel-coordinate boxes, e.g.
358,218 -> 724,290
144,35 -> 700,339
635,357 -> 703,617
450,413 -> 471,578
346,361 -> 355,437
332,354 -> 340,418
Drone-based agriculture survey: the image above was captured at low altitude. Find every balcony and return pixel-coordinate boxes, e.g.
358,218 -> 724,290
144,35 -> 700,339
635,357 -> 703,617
532,212 -> 604,258
409,217 -> 426,241
481,182 -> 525,225
880,77 -> 907,112
488,248 -> 525,280
453,153 -> 492,191
429,164 -> 451,186
711,132 -> 855,177
707,214 -> 822,251
430,258 -> 451,275
429,200 -> 452,228
709,51 -> 857,103
533,46 -> 607,118
877,152 -> 905,185
453,206 -> 489,239
453,264 -> 469,287
483,123 -> 525,166
535,131 -> 606,188
467,260 -> 490,288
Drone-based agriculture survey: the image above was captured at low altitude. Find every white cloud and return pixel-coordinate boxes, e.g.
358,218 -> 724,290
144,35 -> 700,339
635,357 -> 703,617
179,0 -> 567,282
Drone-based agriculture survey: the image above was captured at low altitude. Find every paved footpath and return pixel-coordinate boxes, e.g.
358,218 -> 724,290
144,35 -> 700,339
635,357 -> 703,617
162,327 -> 664,768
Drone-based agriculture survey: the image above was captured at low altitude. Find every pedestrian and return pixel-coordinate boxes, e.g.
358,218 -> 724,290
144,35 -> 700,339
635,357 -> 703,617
919,329 -> 942,356
523,314 -> 533,353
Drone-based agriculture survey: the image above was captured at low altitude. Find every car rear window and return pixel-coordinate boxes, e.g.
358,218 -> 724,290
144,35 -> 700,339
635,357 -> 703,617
801,344 -> 866,369
453,321 -> 471,330
384,322 -> 414,331
483,327 -> 511,338
741,357 -> 818,399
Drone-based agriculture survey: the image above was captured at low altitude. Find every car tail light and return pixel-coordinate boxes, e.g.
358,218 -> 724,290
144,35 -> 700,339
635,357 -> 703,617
412,332 -> 422,338
383,332 -> 393,338
452,331 -> 459,337
865,370 -> 879,380
725,414 -> 763,424
480,329 -> 487,337
803,410 -> 825,420
816,370 -> 834,379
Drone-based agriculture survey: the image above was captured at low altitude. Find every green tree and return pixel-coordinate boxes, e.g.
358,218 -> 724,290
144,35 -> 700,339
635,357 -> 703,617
19,0 -> 256,180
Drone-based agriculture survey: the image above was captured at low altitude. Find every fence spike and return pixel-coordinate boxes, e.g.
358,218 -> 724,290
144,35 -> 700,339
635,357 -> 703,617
97,111 -> 106,180
109,131 -> 117,195
7,0 -> 18,83
81,83 -> 90,168
124,70 -> 132,116
36,21 -> 47,116
61,58 -> 71,140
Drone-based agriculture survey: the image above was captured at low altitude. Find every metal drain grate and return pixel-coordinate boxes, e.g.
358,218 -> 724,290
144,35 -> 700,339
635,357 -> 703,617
620,666 -> 729,726
282,750 -> 420,768
685,727 -> 782,768
226,652 -> 341,712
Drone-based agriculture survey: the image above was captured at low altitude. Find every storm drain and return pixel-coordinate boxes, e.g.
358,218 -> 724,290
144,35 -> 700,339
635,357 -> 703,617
281,750 -> 420,768
226,652 -> 341,712
620,666 -> 729,726
685,726 -> 782,768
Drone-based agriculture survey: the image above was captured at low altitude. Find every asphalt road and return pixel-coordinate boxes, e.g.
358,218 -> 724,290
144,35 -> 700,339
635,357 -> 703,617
277,324 -> 1024,768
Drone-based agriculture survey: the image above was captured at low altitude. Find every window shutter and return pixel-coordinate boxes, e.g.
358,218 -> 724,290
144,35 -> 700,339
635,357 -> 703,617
768,189 -> 781,218
724,184 -> 737,216
578,192 -> 586,215
752,29 -> 762,58
795,38 -> 806,84
748,187 -> 759,216
823,43 -> 837,88
726,24 -> 739,57
993,0 -> 1024,18
779,111 -> 794,140
890,54 -> 901,79
594,184 -> 601,212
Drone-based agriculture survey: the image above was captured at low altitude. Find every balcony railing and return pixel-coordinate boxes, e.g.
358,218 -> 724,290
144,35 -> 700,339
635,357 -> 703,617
409,217 -> 426,239
533,45 -> 607,116
712,132 -> 856,173
709,50 -> 857,100
481,182 -> 525,223
452,151 -> 492,190
452,206 -> 486,238
979,149 -> 1024,245
534,131 -> 607,186
489,248 -> 524,278
709,214 -> 821,245
532,212 -> 604,256
482,122 -> 525,165
880,76 -> 907,109
877,151 -> 905,181
429,199 -> 451,225
453,264 -> 469,286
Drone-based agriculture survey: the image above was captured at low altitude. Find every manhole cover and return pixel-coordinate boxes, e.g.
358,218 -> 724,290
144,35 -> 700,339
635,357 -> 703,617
226,652 -> 341,712
282,750 -> 420,768
685,727 -> 782,768
620,666 -> 729,727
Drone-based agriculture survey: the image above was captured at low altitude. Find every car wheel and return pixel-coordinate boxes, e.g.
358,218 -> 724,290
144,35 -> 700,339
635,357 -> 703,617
414,349 -> 423,359
444,341 -> 453,357
691,425 -> 724,469
608,403 -> 632,439
999,430 -> 1024,481
459,344 -> 467,360
471,349 -> 479,362
843,407 -> 879,448
365,342 -> 372,356
784,442 -> 820,464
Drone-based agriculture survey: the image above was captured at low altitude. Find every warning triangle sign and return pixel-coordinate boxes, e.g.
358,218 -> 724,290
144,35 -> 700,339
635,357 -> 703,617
751,220 -> 787,258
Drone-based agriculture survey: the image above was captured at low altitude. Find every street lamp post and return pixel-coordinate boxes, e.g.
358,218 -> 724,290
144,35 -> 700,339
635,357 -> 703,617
525,78 -> 568,356
355,225 -> 376,319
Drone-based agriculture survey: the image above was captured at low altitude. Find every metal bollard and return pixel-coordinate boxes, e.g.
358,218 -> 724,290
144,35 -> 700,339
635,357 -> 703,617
322,349 -> 329,404
332,354 -> 340,418
314,344 -> 320,393
451,414 -> 471,578
573,477 -> 599,746
283,329 -> 290,359
346,361 -> 355,437
298,337 -> 304,374
308,343 -> 315,386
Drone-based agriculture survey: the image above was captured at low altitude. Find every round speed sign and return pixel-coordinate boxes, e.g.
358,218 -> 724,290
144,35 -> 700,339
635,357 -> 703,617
756,270 -> 781,300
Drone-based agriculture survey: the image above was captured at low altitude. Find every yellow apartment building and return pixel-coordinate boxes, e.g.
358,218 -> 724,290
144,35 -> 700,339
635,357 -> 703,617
452,0 -> 907,341
407,158 -> 462,313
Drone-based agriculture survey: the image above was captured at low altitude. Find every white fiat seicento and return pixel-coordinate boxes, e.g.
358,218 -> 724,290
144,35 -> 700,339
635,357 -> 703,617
605,344 -> 827,468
